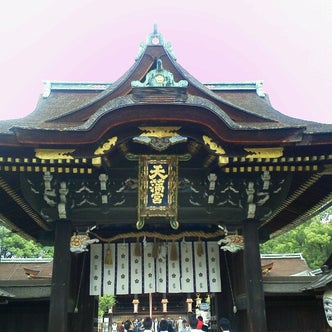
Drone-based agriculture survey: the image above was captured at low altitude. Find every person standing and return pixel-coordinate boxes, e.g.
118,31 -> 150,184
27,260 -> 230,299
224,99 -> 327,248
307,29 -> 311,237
176,316 -> 183,332
159,319 -> 169,332
143,317 -> 153,332
188,315 -> 202,332
153,318 -> 159,332
180,319 -> 190,332
196,316 -> 204,330
219,318 -> 231,332
124,320 -> 134,332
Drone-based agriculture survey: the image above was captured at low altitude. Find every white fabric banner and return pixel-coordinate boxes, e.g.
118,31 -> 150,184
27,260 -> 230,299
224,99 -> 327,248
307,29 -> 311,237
103,243 -> 116,295
180,241 -> 194,293
90,240 -> 221,295
207,242 -> 222,292
194,242 -> 208,292
168,242 -> 181,293
130,243 -> 143,294
156,243 -> 167,293
144,242 -> 156,293
90,244 -> 102,295
116,243 -> 129,295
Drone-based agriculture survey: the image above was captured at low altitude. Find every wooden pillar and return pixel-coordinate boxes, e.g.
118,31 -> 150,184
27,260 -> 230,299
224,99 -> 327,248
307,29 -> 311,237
243,219 -> 267,332
48,220 -> 72,332
69,251 -> 96,332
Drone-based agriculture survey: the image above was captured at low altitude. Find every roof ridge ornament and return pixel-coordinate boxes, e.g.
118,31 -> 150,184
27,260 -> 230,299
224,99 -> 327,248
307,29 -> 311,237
131,59 -> 188,88
136,24 -> 177,60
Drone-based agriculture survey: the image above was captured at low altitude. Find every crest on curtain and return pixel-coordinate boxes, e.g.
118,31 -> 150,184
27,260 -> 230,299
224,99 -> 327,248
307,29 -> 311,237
89,241 -> 222,296
137,155 -> 179,230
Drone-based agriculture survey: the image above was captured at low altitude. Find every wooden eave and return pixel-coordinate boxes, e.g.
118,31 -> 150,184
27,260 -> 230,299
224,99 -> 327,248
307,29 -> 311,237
259,171 -> 332,239
0,174 -> 51,242
8,99 -> 308,147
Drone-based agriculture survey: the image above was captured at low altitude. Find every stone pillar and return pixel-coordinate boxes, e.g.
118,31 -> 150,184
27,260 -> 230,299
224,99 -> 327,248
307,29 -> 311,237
243,219 -> 267,332
48,220 -> 72,332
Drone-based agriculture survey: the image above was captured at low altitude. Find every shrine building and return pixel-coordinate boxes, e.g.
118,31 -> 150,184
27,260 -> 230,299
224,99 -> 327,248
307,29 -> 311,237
0,27 -> 331,332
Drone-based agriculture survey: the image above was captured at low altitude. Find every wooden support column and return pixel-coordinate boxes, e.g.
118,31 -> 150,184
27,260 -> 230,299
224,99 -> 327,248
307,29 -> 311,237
243,219 -> 267,332
69,251 -> 96,332
48,220 -> 72,332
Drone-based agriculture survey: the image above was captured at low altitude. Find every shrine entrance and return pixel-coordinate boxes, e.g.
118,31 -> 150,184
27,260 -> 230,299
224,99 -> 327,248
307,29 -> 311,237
0,27 -> 331,332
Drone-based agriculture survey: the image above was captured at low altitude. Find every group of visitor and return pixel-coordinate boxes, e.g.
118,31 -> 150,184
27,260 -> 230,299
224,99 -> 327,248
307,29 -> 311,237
112,314 -> 230,332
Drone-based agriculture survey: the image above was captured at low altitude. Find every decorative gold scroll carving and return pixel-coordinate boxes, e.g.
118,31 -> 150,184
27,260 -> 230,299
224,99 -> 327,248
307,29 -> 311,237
94,137 -> 118,156
202,135 -> 229,166
134,127 -> 187,151
202,136 -> 226,155
138,127 -> 182,138
244,147 -> 284,159
35,149 -> 75,160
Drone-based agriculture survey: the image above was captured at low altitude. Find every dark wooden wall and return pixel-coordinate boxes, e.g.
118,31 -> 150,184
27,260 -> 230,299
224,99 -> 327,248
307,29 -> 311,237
0,300 -> 49,332
265,296 -> 331,332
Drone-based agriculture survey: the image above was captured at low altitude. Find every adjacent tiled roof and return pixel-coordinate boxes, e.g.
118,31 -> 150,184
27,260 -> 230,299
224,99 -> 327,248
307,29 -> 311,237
0,259 -> 52,280
261,253 -> 312,277
0,255 -> 319,299
0,255 -> 311,281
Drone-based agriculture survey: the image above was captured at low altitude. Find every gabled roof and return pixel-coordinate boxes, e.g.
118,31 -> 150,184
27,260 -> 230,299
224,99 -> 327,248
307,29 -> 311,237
0,27 -> 331,244
0,27 -> 331,146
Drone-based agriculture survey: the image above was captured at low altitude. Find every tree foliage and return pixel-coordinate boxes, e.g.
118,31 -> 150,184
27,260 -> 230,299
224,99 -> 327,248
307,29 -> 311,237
260,206 -> 332,269
98,295 -> 117,317
0,226 -> 53,258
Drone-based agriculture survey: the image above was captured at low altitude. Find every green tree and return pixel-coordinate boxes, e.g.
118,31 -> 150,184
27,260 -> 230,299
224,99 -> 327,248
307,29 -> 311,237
98,295 -> 117,317
0,226 -> 53,258
260,206 -> 332,269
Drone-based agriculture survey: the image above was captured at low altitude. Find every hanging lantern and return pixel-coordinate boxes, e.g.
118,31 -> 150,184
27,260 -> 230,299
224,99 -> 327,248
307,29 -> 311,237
186,298 -> 193,312
161,298 -> 168,313
132,298 -> 140,313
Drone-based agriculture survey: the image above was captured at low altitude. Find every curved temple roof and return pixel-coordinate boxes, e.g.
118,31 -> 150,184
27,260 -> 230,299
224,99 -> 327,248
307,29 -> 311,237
0,27 -> 331,244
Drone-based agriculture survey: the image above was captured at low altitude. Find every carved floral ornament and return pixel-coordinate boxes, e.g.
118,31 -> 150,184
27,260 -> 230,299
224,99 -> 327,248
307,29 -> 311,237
131,59 -> 188,88
133,127 -> 187,151
70,233 -> 99,253
202,135 -> 284,167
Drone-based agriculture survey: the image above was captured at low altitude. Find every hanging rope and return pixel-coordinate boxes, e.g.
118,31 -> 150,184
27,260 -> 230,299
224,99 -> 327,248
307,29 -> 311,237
74,252 -> 87,313
89,229 -> 225,243
224,250 -> 237,314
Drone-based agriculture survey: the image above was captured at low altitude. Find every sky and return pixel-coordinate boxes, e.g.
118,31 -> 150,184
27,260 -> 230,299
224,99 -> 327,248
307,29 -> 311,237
0,0 -> 331,123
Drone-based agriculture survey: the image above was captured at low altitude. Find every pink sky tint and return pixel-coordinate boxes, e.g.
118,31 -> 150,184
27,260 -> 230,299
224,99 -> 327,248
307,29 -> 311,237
0,0 -> 331,123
